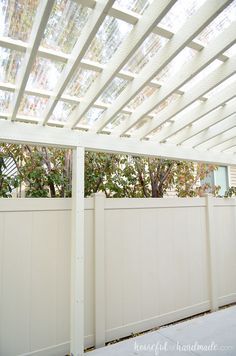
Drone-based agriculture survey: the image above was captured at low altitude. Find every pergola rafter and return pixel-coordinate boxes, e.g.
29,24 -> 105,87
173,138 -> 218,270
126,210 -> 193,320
67,0 -> 177,129
91,0 -> 233,133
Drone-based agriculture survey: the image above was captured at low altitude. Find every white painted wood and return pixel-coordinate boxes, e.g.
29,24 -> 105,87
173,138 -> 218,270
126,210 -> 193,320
196,127 -> 236,151
0,120 -> 235,165
9,0 -> 55,121
93,0 -> 233,133
204,194 -> 219,311
93,193 -> 106,348
42,0 -> 115,126
116,23 -> 236,137
184,114 -> 236,148
164,87 -> 236,145
71,147 -> 85,356
68,0 -> 177,129
138,55 -> 236,139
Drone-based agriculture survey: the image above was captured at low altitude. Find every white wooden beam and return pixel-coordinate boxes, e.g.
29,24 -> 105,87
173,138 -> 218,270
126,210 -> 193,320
0,120 -> 235,165
116,23 -> 236,137
92,0 -> 233,133
68,0 -> 177,128
9,0 -> 55,121
191,119 -> 236,149
42,0 -> 115,125
211,137 -> 236,152
71,146 -> 85,356
196,127 -> 236,151
137,55 -> 236,139
152,83 -> 236,143
221,140 -> 236,152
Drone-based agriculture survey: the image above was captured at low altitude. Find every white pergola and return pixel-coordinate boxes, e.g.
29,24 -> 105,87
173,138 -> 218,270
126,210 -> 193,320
0,0 -> 235,354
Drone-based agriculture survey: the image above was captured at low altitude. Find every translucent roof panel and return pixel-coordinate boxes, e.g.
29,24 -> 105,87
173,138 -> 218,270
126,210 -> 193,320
180,60 -> 222,92
205,74 -> 236,99
123,33 -> 168,74
64,67 -> 98,98
41,0 -> 91,54
126,85 -> 158,110
27,57 -> 65,92
195,1 -> 236,45
49,101 -> 76,123
224,44 -> 236,58
79,107 -> 105,126
159,0 -> 206,33
19,95 -> 48,118
104,112 -> 130,131
84,16 -> 132,64
0,89 -> 13,114
127,117 -> 151,135
0,0 -> 39,42
98,77 -> 128,105
155,47 -> 197,83
0,47 -> 23,84
150,93 -> 180,117
114,0 -> 153,15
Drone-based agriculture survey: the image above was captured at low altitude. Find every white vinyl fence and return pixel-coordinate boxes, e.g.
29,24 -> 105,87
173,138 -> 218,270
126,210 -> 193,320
0,196 -> 236,356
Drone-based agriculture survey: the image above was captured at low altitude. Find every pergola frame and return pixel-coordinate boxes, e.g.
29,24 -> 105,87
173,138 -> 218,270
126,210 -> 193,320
0,1 -> 236,355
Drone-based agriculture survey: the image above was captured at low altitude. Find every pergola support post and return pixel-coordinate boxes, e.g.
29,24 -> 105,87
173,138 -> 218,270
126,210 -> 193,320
205,194 -> 219,312
71,146 -> 85,356
94,192 -> 106,348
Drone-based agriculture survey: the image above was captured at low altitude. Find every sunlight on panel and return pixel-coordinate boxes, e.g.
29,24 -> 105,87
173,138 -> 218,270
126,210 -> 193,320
114,0 -> 153,15
150,93 -> 180,117
19,95 -> 48,118
98,77 -> 128,105
79,106 -> 105,126
104,112 -> 130,131
196,1 -> 236,45
159,0 -> 206,33
84,16 -> 132,64
27,57 -> 65,92
0,89 -> 12,114
126,85 -> 158,110
180,60 -> 222,92
0,47 -> 23,84
48,101 -> 76,123
155,47 -> 197,83
41,0 -> 91,54
0,0 -> 39,42
64,67 -> 98,97
123,33 -> 168,74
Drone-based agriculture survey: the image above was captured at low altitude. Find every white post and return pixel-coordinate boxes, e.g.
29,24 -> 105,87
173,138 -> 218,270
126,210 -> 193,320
205,194 -> 219,312
71,146 -> 85,356
94,192 -> 106,348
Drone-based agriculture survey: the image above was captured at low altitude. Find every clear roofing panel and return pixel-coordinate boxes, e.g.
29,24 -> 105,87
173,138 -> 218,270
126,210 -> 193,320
41,0 -> 91,54
123,33 -> 168,74
104,112 -> 130,131
127,117 -> 151,135
27,57 -> 65,91
159,0 -> 206,33
84,16 -> 132,64
0,47 -> 23,84
79,107 -> 105,126
49,101 -> 76,123
155,47 -> 197,83
180,60 -> 222,92
98,77 -> 128,105
205,74 -> 236,99
19,95 -> 48,118
0,89 -> 12,113
114,0 -> 153,15
126,85 -> 158,110
196,1 -> 236,45
0,0 -> 39,42
150,93 -> 180,117
64,67 -> 98,98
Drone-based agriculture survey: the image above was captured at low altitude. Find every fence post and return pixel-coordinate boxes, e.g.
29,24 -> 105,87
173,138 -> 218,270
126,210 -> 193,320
93,192 -> 106,348
204,193 -> 218,312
